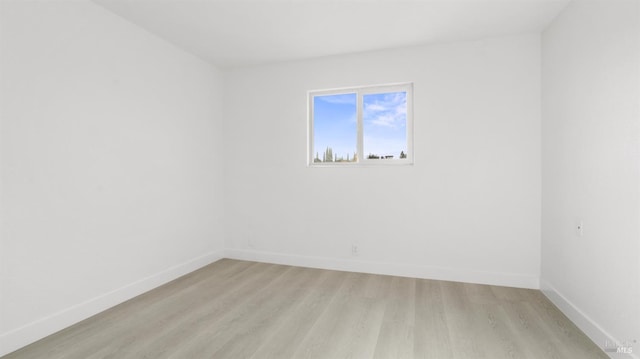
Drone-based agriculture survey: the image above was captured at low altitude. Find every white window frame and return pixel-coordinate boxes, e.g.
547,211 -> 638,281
308,82 -> 414,166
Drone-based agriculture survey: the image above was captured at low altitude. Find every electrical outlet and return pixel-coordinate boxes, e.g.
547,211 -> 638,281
576,221 -> 584,237
351,244 -> 359,256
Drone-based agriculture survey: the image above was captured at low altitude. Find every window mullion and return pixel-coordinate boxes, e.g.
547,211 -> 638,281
308,95 -> 314,165
356,92 -> 364,163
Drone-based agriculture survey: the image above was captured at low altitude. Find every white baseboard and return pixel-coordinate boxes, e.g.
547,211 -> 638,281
540,280 -> 638,359
224,248 -> 540,289
0,250 -> 224,357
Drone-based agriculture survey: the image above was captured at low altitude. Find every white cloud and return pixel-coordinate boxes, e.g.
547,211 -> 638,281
371,115 -> 396,128
364,92 -> 407,129
365,103 -> 386,112
316,93 -> 356,105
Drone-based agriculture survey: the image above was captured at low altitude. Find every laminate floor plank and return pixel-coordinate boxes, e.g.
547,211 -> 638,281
159,263 -> 294,358
248,269 -> 347,359
5,259 -> 255,359
440,281 -> 489,358
3,259 -> 608,359
328,274 -> 389,359
499,301 -> 567,359
207,267 -> 327,358
413,280 -> 453,358
469,303 -> 527,359
290,272 -> 383,359
124,262 -> 289,359
373,276 -> 415,359
82,261 -> 275,359
527,291 -> 608,358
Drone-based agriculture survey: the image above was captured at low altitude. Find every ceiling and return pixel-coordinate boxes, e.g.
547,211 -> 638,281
93,0 -> 570,68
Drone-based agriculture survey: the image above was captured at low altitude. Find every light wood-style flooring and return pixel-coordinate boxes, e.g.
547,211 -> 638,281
3,259 -> 607,358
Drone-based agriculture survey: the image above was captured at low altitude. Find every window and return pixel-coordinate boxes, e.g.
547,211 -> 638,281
308,83 -> 413,166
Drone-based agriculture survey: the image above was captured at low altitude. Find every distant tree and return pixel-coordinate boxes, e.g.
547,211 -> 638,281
324,147 -> 333,162
400,151 -> 407,159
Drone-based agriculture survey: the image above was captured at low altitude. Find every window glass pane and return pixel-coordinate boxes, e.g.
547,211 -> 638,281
313,93 -> 357,163
363,91 -> 407,160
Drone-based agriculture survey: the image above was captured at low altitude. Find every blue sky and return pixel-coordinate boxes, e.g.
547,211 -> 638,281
313,93 -> 357,160
363,92 -> 407,158
313,91 -> 407,160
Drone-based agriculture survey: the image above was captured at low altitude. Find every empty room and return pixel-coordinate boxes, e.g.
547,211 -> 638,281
0,0 -> 638,358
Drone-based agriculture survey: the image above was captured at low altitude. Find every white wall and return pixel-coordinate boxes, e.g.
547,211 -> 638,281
223,34 -> 542,289
0,0 -> 225,355
541,0 -> 640,355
